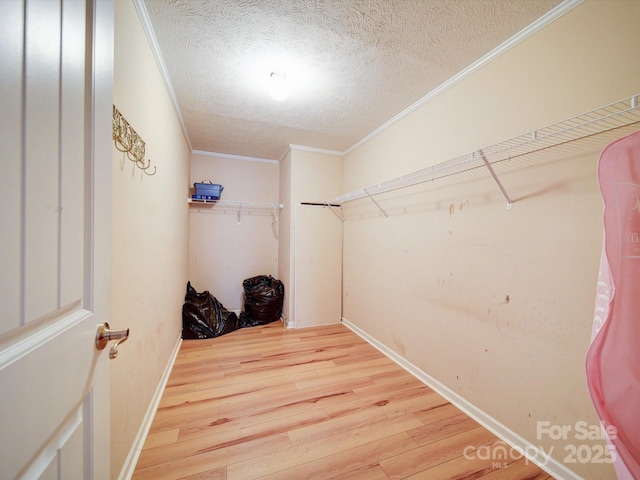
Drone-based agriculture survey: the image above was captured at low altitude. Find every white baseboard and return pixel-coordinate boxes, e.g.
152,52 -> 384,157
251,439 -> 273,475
341,317 -> 583,480
117,335 -> 183,480
281,314 -> 295,329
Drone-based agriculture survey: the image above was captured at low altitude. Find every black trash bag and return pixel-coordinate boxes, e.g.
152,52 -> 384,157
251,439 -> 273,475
182,282 -> 241,339
239,275 -> 285,327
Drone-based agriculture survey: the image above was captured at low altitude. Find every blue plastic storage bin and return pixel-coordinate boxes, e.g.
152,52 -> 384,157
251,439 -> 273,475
194,182 -> 224,200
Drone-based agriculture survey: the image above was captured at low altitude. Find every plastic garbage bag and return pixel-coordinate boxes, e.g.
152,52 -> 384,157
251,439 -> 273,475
239,275 -> 284,327
182,282 -> 241,339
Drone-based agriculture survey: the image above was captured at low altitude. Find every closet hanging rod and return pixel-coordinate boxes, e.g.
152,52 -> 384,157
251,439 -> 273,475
330,94 -> 640,205
188,199 -> 283,211
333,158 -> 480,204
299,202 -> 344,221
216,200 -> 283,211
300,202 -> 341,207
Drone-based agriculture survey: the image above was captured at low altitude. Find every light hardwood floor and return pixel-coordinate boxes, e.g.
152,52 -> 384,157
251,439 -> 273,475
132,322 -> 554,479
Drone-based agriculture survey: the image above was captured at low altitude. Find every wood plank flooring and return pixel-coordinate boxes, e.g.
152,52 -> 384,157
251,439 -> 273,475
132,322 -> 554,479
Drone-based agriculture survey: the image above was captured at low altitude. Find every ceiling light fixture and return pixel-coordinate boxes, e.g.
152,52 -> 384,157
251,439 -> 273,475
269,71 -> 288,101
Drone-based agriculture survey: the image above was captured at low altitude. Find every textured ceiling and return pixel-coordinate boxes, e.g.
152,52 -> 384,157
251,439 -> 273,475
142,0 -> 563,160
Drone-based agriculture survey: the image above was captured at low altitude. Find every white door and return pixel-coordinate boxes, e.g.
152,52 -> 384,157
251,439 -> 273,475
294,204 -> 343,328
0,1 -> 114,478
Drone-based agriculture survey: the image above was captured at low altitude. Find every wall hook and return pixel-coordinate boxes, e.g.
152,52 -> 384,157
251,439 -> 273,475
112,105 -> 157,177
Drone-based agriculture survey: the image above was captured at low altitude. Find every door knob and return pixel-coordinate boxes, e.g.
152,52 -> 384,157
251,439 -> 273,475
95,322 -> 130,359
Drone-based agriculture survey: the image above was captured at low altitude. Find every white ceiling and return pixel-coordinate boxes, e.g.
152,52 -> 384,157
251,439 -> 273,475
141,0 -> 564,161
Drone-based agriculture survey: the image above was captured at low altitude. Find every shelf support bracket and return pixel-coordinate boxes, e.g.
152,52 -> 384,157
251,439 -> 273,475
324,202 -> 344,222
364,189 -> 389,218
478,150 -> 513,209
237,204 -> 242,224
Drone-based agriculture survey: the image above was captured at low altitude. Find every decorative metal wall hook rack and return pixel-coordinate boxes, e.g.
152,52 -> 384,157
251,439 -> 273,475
112,105 -> 157,177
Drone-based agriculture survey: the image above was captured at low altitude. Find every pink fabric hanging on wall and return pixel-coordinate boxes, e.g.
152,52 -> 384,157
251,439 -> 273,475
586,129 -> 640,479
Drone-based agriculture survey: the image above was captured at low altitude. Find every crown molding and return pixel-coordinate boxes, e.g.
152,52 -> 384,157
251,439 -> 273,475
132,0 -> 584,161
344,0 -> 585,155
191,150 -> 279,165
289,144 -> 344,157
132,0 -> 192,151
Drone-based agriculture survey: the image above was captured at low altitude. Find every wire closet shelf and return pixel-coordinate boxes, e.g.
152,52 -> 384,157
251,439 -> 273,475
330,94 -> 640,210
188,199 -> 283,211
188,199 -> 283,227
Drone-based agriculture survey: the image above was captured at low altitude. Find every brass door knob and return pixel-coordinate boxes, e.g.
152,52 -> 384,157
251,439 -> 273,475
95,323 -> 130,359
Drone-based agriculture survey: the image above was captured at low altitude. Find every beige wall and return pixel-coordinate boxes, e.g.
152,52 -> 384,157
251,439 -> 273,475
290,148 -> 344,204
294,204 -> 343,327
284,148 -> 343,327
342,1 -> 639,479
278,151 -> 293,324
112,1 -> 190,477
189,153 -> 279,310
